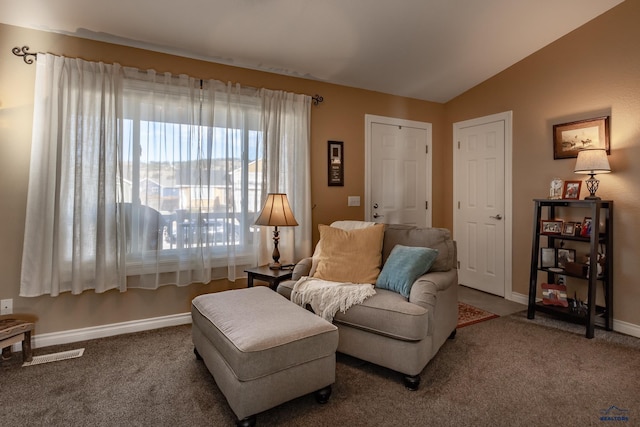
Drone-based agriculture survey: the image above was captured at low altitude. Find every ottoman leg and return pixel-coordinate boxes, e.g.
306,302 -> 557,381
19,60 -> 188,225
403,374 -> 421,391
236,415 -> 256,427
315,385 -> 332,404
1,346 -> 11,361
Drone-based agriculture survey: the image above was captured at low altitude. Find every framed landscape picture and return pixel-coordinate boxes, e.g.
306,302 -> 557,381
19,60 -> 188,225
553,116 -> 610,159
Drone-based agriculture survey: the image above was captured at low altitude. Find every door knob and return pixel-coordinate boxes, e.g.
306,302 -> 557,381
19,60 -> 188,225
490,214 -> 503,220
373,213 -> 384,219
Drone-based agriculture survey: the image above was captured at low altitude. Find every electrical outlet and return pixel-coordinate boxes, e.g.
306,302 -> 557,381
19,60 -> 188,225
1,299 -> 13,315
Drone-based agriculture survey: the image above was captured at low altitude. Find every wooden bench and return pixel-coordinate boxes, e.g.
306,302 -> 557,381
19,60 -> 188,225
0,319 -> 34,363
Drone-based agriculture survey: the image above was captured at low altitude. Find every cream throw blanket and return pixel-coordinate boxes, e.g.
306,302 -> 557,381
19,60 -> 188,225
291,276 -> 376,322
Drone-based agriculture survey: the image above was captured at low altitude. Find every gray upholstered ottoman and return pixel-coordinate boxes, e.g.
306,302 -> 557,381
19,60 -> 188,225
191,287 -> 338,426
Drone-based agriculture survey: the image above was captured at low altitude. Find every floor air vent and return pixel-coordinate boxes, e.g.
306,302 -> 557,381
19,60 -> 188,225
22,348 -> 85,367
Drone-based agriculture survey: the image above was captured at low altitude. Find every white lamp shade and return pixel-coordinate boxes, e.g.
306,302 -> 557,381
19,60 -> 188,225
574,148 -> 611,174
254,193 -> 299,227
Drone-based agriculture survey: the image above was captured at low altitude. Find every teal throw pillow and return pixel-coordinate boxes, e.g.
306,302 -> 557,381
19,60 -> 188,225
375,244 -> 439,298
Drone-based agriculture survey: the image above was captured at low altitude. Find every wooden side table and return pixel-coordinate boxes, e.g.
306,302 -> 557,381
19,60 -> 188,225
0,319 -> 34,363
244,265 -> 293,290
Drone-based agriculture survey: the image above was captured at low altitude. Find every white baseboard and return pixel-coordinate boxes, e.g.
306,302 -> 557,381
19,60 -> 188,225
508,291 -> 529,306
10,296 -> 640,352
612,319 -> 640,338
12,312 -> 192,351
510,291 -> 640,339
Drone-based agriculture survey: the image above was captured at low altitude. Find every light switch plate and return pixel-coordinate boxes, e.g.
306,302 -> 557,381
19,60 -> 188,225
348,196 -> 360,207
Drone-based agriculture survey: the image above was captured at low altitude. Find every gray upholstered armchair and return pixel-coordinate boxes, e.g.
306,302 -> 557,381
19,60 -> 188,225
277,222 -> 458,389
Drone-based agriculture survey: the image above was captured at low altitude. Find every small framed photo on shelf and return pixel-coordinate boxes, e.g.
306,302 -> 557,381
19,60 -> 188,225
556,248 -> 576,269
540,248 -> 556,268
562,180 -> 582,200
562,221 -> 579,236
581,217 -> 592,237
549,178 -> 563,199
541,220 -> 563,235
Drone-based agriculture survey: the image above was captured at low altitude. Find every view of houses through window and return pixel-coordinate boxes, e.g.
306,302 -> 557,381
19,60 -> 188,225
120,117 -> 264,255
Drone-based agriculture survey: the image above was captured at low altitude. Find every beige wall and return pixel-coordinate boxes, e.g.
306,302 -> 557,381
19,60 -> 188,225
445,0 -> 640,327
2,0 -> 639,338
0,23 -> 445,335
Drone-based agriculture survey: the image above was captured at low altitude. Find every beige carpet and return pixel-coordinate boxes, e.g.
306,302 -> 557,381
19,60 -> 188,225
2,312 -> 639,426
457,301 -> 499,328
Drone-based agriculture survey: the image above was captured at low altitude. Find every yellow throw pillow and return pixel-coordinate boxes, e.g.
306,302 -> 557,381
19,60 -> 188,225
313,223 -> 385,284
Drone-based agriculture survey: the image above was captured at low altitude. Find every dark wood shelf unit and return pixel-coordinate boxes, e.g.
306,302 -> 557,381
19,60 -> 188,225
533,302 -> 608,328
527,199 -> 613,338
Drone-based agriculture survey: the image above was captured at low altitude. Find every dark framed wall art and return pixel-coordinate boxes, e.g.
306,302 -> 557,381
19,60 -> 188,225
553,116 -> 610,159
328,140 -> 344,186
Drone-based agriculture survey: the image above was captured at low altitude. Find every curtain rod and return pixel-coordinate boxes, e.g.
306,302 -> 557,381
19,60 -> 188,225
12,46 -> 37,64
11,45 -> 325,106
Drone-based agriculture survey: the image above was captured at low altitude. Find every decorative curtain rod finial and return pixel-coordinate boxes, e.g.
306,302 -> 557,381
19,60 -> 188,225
12,46 -> 37,64
312,94 -> 324,106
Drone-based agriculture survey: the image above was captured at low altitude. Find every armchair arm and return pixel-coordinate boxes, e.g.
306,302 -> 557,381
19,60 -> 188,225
291,257 -> 313,280
408,270 -> 457,311
409,269 -> 458,338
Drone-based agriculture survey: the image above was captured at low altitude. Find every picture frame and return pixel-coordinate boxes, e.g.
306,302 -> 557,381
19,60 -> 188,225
562,180 -> 582,200
581,217 -> 592,237
328,141 -> 344,186
556,248 -> 576,269
542,282 -> 569,307
562,221 -> 578,236
549,178 -> 563,199
553,116 -> 610,159
541,220 -> 563,235
540,248 -> 556,268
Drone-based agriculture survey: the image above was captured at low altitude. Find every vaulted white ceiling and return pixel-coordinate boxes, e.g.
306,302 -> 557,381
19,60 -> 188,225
0,0 -> 624,102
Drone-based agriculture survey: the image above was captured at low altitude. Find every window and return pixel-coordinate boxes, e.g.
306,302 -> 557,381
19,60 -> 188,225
118,76 -> 267,271
121,120 -> 263,255
21,54 -> 311,297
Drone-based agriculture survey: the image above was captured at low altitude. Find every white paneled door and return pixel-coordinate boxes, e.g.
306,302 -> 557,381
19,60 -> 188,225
454,114 -> 509,297
366,116 -> 432,228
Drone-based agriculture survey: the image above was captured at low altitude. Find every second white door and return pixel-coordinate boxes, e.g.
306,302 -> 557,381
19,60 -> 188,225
454,115 -> 507,296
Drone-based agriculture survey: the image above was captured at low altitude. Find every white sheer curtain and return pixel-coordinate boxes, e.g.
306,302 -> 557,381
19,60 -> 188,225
21,54 -> 123,296
20,53 -> 311,297
257,89 -> 312,266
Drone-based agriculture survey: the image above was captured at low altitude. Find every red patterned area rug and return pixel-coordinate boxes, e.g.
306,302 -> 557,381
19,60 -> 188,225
457,302 -> 499,328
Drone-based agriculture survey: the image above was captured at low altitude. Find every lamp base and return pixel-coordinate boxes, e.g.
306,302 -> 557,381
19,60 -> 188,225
269,227 -> 282,270
584,175 -> 600,200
